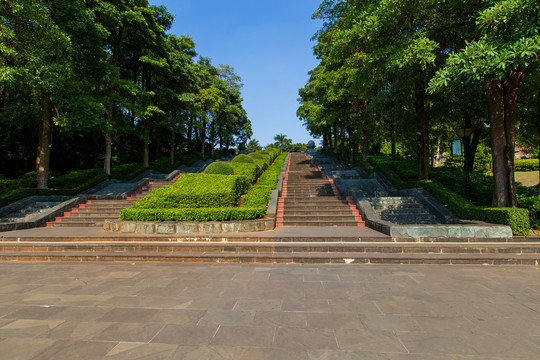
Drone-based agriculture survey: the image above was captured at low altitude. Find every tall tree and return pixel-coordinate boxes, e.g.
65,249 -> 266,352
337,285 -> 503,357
430,0 -> 540,207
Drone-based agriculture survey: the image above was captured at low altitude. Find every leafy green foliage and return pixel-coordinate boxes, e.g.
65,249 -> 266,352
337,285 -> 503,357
121,151 -> 286,222
132,174 -> 242,209
232,154 -> 254,163
204,162 -> 234,175
366,154 -> 531,235
515,159 -> 539,172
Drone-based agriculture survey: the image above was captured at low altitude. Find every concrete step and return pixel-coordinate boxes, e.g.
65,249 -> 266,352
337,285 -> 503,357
282,220 -> 363,227
1,241 -> 538,254
49,222 -> 105,227
1,247 -> 538,264
283,215 -> 358,222
283,211 -> 353,216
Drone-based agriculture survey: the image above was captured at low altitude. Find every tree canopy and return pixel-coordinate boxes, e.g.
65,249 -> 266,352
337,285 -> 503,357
0,0 -> 251,186
299,0 -> 540,207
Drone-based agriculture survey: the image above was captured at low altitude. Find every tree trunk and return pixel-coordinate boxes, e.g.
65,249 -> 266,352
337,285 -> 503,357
104,132 -> 112,175
362,121 -> 369,162
170,129 -> 175,165
187,118 -> 193,151
434,135 -> 442,167
201,120 -> 206,159
103,27 -> 124,176
414,68 -> 430,180
92,130 -> 99,168
537,92 -> 540,183
503,69 -> 524,207
348,128 -> 354,163
36,93 -> 53,189
486,77 -> 510,207
143,142 -> 149,167
390,122 -> 396,157
333,124 -> 338,155
340,126 -> 345,159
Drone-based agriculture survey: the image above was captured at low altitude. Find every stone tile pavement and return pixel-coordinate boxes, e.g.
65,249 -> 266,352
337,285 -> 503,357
0,263 -> 538,359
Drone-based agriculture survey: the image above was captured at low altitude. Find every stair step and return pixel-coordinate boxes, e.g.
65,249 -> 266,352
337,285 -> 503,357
0,241 -> 538,254
282,221 -> 362,227
0,249 -> 537,265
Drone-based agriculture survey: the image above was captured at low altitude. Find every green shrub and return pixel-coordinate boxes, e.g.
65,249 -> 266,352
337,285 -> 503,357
515,159 -> 538,172
249,153 -> 264,160
132,174 -> 242,209
230,162 -> 258,185
118,151 -> 288,222
518,195 -> 540,229
242,186 -> 273,207
49,168 -> 105,188
204,162 -> 234,175
120,206 -> 266,221
232,154 -> 254,163
417,180 -> 529,236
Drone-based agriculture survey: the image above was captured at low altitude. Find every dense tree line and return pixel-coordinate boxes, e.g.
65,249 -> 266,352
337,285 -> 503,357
0,0 -> 251,187
298,0 -> 539,207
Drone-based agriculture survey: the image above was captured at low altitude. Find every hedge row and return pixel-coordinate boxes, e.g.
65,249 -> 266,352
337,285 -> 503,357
0,150 -> 239,208
515,159 -> 539,172
121,150 -> 284,222
363,160 -> 530,236
241,152 -> 288,208
129,174 -> 243,209
119,207 -> 267,222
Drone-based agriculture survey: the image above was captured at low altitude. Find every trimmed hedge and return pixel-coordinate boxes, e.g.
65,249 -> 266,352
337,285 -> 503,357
121,151 -> 287,222
371,164 -> 530,235
515,159 -> 538,172
131,174 -> 242,209
120,207 -> 267,222
204,162 -> 234,175
418,179 -> 529,236
232,154 -> 254,163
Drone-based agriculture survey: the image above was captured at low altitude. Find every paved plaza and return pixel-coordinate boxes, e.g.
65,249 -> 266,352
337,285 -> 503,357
0,263 -> 538,359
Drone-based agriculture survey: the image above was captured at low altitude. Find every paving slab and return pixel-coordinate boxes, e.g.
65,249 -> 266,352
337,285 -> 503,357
0,263 -> 537,359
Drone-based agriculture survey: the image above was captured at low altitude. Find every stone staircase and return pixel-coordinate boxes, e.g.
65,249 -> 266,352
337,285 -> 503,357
0,153 -> 539,265
46,180 -> 172,228
277,153 -> 365,227
367,196 -> 441,224
0,233 -> 539,265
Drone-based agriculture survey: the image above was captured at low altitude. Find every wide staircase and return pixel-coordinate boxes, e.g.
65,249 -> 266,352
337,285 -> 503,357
367,196 -> 441,225
0,153 -> 539,265
277,153 -> 364,227
46,180 -> 171,228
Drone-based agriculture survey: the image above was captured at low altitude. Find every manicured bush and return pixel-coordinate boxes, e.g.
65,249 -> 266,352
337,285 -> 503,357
242,186 -> 273,207
365,154 -> 530,235
518,195 -> 540,229
416,180 -> 529,236
249,153 -> 265,160
121,206 -> 267,222
515,159 -> 538,172
230,162 -> 259,185
232,154 -> 254,163
120,151 -> 287,222
204,162 -> 234,175
132,174 -> 243,209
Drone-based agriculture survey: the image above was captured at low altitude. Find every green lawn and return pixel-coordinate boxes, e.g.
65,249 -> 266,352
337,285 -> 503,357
515,171 -> 539,187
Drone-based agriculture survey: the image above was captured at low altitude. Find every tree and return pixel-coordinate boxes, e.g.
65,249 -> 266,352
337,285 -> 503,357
430,0 -> 540,207
246,139 -> 261,152
274,133 -> 292,150
0,0 -> 105,188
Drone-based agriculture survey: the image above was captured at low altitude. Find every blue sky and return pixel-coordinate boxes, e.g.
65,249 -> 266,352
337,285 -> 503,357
148,0 -> 322,147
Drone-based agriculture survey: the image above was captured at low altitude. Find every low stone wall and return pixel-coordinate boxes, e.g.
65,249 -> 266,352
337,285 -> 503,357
104,218 -> 275,234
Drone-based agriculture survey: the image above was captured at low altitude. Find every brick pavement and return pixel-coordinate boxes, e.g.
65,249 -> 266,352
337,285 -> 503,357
0,263 -> 539,359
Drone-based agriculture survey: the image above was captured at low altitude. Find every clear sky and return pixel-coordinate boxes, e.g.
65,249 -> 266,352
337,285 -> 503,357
148,0 -> 322,147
